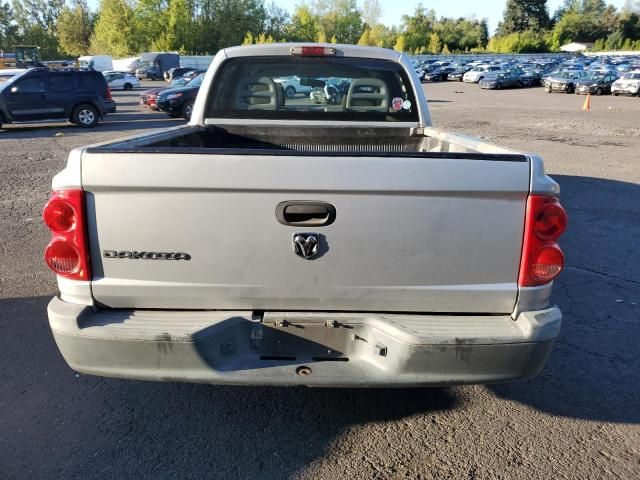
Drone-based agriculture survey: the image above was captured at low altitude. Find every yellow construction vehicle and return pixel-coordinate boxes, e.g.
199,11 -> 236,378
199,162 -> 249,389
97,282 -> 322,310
0,46 -> 43,69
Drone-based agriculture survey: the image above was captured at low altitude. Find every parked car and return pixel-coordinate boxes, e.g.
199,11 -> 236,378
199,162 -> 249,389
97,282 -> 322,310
463,65 -> 503,83
138,87 -> 167,110
155,73 -> 204,119
479,71 -> 522,89
104,71 -> 140,90
274,76 -> 313,97
169,70 -> 205,88
0,67 -> 115,128
519,69 -> 542,87
575,72 -> 618,95
423,66 -> 456,82
544,70 -> 588,93
447,66 -> 472,81
45,44 -> 565,388
164,67 -> 193,82
611,71 -> 640,96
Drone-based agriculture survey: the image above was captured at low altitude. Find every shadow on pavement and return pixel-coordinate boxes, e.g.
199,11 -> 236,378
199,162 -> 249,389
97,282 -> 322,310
0,296 -> 458,479
0,114 -> 183,139
490,174 -> 640,424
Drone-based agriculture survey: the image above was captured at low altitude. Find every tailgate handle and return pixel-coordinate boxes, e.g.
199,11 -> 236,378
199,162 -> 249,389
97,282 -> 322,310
276,201 -> 336,226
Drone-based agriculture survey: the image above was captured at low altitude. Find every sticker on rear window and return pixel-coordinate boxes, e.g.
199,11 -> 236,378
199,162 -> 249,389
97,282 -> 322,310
402,100 -> 412,110
391,97 -> 403,111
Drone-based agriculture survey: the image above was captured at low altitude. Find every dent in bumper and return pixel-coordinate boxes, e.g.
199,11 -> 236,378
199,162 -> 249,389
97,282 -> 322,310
48,297 -> 561,387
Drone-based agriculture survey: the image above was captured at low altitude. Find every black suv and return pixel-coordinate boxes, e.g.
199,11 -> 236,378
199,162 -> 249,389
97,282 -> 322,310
0,68 -> 116,128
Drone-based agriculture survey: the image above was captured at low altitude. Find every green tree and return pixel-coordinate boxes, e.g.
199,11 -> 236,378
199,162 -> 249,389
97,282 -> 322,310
427,31 -> 441,53
357,28 -> 370,45
488,30 -> 548,52
400,5 -> 435,52
287,4 -> 319,41
312,0 -> 363,44
242,31 -> 254,45
133,0 -> 169,52
10,0 -> 64,58
393,34 -> 405,52
361,0 -> 381,26
263,2 -> 289,40
550,7 -> 607,48
11,0 -> 63,32
91,0 -> 139,56
498,0 -> 550,35
57,0 -> 92,56
152,0 -> 194,52
0,1 -> 19,51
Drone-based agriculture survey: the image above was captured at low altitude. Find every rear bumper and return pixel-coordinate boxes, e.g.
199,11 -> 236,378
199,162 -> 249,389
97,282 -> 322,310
48,297 -> 561,387
103,100 -> 116,114
611,85 -> 639,95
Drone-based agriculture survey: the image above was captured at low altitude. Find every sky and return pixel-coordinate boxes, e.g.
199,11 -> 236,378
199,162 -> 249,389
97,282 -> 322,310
86,0 -> 630,34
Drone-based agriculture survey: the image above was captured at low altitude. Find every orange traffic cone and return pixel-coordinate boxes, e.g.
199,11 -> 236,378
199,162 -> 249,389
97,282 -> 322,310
582,93 -> 591,112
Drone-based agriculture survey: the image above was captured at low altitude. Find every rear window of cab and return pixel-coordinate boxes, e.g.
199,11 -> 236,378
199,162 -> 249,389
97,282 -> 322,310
207,56 -> 419,122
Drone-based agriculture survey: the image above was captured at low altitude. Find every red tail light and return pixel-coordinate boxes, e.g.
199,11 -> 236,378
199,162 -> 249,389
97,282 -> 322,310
519,195 -> 567,286
105,86 -> 112,100
43,190 -> 90,281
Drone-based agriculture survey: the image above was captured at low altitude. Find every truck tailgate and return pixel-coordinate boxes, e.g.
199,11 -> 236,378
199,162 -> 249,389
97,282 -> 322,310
83,152 -> 529,313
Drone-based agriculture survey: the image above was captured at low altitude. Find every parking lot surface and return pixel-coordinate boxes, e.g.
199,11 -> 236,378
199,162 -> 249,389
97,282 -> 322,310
1,81 -> 639,479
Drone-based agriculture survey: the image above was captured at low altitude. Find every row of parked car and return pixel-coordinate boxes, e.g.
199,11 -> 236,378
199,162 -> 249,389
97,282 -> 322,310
138,69 -> 205,120
413,59 -> 554,87
413,54 -> 640,97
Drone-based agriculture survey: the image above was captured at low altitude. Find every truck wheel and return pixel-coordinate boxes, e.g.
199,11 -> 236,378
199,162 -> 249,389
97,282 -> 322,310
124,83 -> 133,91
181,101 -> 194,121
595,87 -> 602,96
72,104 -> 99,128
285,86 -> 296,98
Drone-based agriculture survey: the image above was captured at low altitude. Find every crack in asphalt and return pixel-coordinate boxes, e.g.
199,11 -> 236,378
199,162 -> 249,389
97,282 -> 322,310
565,265 -> 640,287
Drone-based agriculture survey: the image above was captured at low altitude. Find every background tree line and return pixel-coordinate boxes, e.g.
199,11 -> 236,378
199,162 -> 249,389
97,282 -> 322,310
490,0 -> 640,52
1,0 -> 640,59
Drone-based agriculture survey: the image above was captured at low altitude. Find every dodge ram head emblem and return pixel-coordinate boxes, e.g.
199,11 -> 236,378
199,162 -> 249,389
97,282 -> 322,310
292,233 -> 320,260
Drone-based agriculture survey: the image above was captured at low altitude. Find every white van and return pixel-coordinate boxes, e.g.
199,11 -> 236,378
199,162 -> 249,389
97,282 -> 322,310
78,55 -> 113,72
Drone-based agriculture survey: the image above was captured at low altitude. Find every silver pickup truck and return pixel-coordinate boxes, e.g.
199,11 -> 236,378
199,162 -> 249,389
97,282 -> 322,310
44,44 -> 567,387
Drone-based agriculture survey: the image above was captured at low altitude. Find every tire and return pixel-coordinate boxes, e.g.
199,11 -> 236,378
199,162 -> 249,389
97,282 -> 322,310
124,83 -> 133,91
285,86 -> 296,98
595,87 -> 603,96
181,101 -> 194,121
496,83 -> 502,90
565,84 -> 574,94
72,104 -> 99,128
613,92 -> 619,96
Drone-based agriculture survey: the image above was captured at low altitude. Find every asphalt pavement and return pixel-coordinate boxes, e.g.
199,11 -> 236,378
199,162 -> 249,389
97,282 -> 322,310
0,81 -> 638,479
